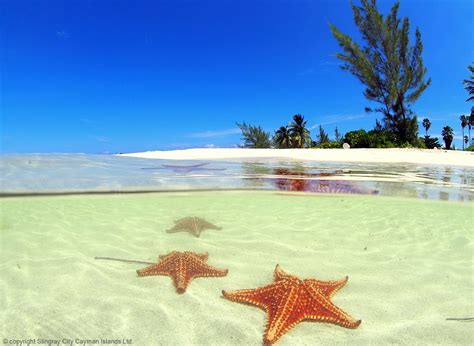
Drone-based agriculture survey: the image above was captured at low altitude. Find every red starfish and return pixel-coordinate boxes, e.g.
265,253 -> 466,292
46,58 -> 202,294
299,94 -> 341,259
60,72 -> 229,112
137,251 -> 228,294
222,265 -> 361,345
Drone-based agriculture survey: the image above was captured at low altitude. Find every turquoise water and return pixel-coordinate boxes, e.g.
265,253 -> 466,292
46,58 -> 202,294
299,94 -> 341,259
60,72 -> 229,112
0,154 -> 473,345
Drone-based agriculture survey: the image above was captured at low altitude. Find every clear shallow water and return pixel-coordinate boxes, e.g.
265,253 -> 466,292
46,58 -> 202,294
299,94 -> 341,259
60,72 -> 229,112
1,154 -> 473,344
0,191 -> 472,345
1,153 -> 473,201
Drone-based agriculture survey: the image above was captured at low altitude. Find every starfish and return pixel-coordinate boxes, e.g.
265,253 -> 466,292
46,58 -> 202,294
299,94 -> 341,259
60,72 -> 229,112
166,216 -> 222,237
137,251 -> 228,294
222,265 -> 361,345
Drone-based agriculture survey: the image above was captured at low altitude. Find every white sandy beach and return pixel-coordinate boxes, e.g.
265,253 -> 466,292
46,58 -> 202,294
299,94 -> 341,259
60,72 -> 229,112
119,148 -> 474,167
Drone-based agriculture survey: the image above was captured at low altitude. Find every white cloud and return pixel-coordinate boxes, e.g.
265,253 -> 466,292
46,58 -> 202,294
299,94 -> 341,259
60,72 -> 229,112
189,128 -> 241,138
310,113 -> 368,128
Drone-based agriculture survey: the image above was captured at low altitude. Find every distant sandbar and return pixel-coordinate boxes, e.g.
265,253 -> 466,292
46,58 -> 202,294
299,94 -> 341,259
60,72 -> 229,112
118,148 -> 473,167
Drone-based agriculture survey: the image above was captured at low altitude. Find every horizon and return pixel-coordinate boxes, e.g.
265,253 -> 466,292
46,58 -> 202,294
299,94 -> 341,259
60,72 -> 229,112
2,0 -> 473,154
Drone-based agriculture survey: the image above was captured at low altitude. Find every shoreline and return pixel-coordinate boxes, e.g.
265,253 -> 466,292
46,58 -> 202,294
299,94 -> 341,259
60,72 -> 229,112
117,148 -> 474,167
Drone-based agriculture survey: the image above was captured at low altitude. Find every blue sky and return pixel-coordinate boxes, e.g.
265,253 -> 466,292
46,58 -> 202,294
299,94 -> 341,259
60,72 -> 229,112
1,0 -> 473,153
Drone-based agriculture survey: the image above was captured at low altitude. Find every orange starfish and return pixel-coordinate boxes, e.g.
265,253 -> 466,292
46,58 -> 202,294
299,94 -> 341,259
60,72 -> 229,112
137,251 -> 228,294
222,265 -> 361,345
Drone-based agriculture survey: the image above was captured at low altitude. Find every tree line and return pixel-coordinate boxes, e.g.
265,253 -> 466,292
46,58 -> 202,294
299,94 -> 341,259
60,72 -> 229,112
237,0 -> 474,151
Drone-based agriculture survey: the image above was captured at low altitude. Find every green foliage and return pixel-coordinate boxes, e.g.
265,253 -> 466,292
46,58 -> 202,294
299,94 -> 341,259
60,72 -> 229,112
441,126 -> 454,150
422,118 -> 431,135
367,129 -> 399,148
318,141 -> 342,149
334,127 -> 342,142
464,63 -> 474,102
343,127 -> 428,148
236,122 -> 272,148
423,135 -> 441,149
466,144 -> 474,152
288,114 -> 312,148
460,115 -> 468,150
316,125 -> 330,146
344,129 -> 370,148
273,126 -> 292,148
330,0 -> 430,144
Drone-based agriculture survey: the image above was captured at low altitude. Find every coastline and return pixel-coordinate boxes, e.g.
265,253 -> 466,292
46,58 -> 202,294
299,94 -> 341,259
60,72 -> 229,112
117,148 -> 474,167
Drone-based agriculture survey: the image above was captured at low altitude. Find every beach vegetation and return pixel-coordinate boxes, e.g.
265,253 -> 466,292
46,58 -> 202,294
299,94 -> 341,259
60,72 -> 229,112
422,118 -> 431,136
273,126 -> 292,148
422,135 -> 441,149
236,122 -> 272,148
367,128 -> 399,148
318,141 -> 343,149
288,114 -> 312,148
460,115 -> 468,150
465,144 -> 474,152
330,0 -> 430,145
441,126 -> 454,150
334,127 -> 343,143
343,129 -> 370,148
463,63 -> 474,102
343,127 -> 403,148
467,114 -> 472,146
315,125 -> 330,146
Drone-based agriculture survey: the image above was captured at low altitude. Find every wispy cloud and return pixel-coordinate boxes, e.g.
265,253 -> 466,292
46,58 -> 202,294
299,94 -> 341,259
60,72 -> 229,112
56,29 -> 70,39
310,113 -> 368,128
91,135 -> 109,142
188,128 -> 241,138
416,111 -> 468,122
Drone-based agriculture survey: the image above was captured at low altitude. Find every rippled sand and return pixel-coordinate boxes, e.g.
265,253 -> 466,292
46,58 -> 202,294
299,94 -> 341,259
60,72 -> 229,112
1,191 -> 472,345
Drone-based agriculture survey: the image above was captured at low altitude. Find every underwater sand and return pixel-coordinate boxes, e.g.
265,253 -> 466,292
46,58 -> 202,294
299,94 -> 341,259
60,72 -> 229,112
0,191 -> 473,345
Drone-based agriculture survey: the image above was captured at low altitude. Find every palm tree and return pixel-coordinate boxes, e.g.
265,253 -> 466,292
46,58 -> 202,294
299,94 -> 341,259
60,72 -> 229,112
463,64 -> 474,102
288,114 -> 311,148
460,115 -> 468,150
422,118 -> 431,136
468,113 -> 473,146
441,126 -> 454,150
273,126 -> 292,148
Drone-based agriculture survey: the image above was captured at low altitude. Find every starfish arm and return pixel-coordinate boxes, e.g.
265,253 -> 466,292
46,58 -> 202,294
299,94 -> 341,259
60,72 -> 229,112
191,252 -> 209,261
191,263 -> 228,278
136,263 -> 169,277
158,252 -> 179,262
222,285 -> 277,311
197,219 -> 222,230
263,284 -> 299,345
273,264 -> 291,281
303,284 -> 361,329
305,276 -> 348,298
166,227 -> 182,233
